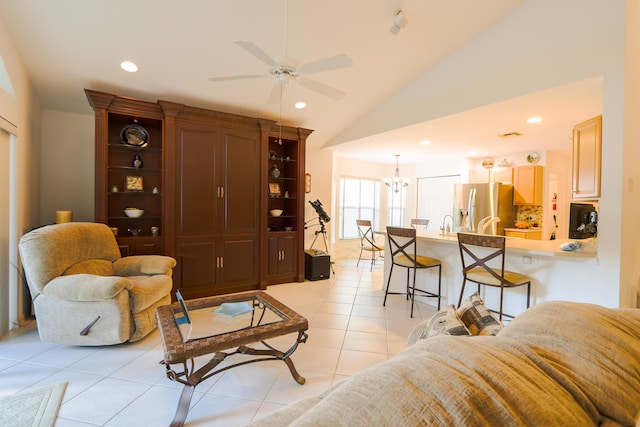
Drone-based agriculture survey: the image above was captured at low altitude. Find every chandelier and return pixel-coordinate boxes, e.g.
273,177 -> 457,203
383,154 -> 410,193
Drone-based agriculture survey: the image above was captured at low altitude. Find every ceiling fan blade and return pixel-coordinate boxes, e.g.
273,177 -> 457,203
266,82 -> 284,105
208,74 -> 266,82
235,40 -> 278,67
297,54 -> 353,75
297,78 -> 346,100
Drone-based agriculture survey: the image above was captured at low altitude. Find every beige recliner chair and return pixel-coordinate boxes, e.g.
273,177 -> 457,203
18,222 -> 176,345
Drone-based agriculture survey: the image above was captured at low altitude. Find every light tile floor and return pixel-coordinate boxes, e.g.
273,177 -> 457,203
0,256 -> 438,426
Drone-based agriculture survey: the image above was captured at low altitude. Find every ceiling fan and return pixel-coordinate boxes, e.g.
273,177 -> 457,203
208,1 -> 353,104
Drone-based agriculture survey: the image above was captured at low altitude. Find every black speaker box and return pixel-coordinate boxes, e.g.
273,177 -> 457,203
304,249 -> 330,281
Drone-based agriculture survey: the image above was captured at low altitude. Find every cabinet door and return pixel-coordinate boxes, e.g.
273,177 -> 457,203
572,115 -> 602,199
218,236 -> 259,293
220,129 -> 260,234
174,238 -> 218,299
514,165 -> 543,205
175,122 -> 219,235
278,233 -> 296,276
267,234 -> 296,279
267,235 -> 281,276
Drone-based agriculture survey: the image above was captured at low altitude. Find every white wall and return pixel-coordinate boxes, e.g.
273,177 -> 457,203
0,16 -> 40,332
40,111 -> 94,225
620,0 -> 640,306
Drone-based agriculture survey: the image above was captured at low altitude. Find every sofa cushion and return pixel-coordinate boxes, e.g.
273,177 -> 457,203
418,305 -> 471,340
249,334 -> 599,426
498,301 -> 640,425
63,259 -> 114,276
457,292 -> 504,336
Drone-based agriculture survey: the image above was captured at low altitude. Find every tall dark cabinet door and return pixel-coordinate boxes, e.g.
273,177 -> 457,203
175,123 -> 219,235
220,129 -> 259,234
173,120 -> 260,298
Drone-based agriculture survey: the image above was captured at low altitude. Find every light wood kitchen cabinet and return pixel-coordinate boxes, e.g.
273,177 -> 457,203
468,167 -> 513,184
572,115 -> 602,199
504,228 -> 542,240
513,165 -> 543,205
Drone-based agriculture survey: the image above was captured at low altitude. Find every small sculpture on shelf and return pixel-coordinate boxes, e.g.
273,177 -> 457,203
128,227 -> 142,237
132,154 -> 143,168
270,164 -> 281,178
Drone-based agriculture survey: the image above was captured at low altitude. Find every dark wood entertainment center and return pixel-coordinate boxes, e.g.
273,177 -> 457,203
86,89 -> 311,298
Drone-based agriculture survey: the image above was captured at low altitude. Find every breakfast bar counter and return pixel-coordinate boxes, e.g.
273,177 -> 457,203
382,230 -> 599,318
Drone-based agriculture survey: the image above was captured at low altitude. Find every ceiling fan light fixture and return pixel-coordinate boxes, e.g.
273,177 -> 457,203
295,101 -> 306,109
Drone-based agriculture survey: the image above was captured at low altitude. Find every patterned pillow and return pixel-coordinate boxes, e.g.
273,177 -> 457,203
418,305 -> 471,340
457,292 -> 504,336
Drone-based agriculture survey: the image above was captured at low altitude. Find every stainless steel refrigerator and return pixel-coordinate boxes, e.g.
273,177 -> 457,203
452,183 -> 517,235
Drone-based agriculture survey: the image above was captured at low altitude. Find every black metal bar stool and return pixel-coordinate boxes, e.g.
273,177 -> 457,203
383,226 -> 442,317
355,219 -> 385,271
456,233 -> 532,320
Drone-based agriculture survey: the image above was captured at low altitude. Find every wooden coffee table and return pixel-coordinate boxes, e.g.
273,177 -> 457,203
156,291 -> 309,427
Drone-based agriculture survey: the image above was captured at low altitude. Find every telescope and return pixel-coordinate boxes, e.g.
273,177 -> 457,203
309,199 -> 330,223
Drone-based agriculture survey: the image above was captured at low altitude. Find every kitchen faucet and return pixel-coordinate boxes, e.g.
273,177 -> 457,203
440,215 -> 454,235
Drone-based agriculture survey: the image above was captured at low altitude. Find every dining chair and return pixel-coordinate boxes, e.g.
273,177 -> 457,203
383,226 -> 442,317
355,219 -> 385,271
456,232 -> 532,320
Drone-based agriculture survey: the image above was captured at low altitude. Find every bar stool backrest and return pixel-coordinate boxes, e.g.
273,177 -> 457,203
356,220 -> 382,249
457,233 -> 510,284
410,218 -> 429,229
387,226 -> 423,267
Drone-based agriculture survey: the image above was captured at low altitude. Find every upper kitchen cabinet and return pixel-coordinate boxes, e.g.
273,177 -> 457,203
86,89 -> 165,256
513,165 -> 543,205
469,167 -> 513,184
572,115 -> 602,200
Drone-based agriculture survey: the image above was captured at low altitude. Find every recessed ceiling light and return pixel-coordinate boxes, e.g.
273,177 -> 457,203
468,151 -> 477,156
420,140 -> 431,145
120,61 -> 138,73
527,117 -> 542,123
294,101 -> 306,109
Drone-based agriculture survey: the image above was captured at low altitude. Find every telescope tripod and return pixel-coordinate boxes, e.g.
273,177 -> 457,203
306,219 -> 335,275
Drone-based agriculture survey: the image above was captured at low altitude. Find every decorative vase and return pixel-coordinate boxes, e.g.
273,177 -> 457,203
270,164 -> 280,178
132,154 -> 143,168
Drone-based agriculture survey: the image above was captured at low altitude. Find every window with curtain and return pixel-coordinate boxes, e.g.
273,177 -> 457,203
339,177 -> 381,239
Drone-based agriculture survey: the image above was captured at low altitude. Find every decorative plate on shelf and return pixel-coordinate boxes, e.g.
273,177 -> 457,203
121,124 -> 149,149
527,152 -> 540,164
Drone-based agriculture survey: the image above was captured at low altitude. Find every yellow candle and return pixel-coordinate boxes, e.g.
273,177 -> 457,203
55,210 -> 73,223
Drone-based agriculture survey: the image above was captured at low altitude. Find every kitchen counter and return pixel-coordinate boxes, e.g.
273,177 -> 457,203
415,230 -> 597,258
382,230 -> 599,318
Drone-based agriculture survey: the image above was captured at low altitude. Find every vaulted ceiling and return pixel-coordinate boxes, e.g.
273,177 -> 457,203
0,0 -> 608,164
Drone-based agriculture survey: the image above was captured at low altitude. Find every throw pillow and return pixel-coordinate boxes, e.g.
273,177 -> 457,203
418,305 -> 471,340
457,292 -> 504,336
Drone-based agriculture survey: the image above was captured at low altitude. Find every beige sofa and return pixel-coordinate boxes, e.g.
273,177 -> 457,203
19,222 -> 176,345
248,301 -> 640,426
